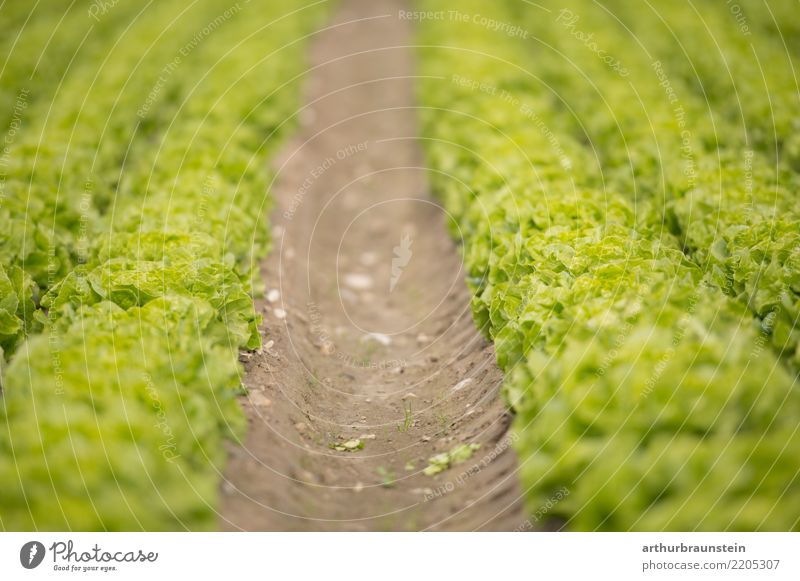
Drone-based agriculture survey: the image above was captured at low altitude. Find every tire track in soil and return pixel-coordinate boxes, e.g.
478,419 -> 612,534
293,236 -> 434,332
221,0 -> 525,531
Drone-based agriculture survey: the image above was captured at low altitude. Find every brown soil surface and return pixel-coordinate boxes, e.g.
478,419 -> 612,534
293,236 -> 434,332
220,0 -> 525,531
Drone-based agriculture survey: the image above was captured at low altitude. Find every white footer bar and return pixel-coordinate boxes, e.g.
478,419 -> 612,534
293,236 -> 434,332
1,532 -> 797,580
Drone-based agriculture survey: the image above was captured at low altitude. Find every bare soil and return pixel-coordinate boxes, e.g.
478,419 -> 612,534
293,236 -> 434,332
220,0 -> 525,531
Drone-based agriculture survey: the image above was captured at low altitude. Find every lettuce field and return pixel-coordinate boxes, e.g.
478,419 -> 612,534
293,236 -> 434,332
0,0 -> 798,532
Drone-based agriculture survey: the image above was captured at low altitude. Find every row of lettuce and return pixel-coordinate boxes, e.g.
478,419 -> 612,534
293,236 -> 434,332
0,1 -> 326,530
418,0 -> 799,529
525,0 -> 800,370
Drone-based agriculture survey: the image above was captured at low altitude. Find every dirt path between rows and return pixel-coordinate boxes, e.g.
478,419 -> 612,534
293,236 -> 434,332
220,0 -> 525,531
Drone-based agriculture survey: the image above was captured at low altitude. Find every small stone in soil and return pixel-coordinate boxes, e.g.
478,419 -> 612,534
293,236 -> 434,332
266,289 -> 280,303
273,308 -> 287,319
453,378 -> 474,391
360,251 -> 378,266
250,393 -> 272,407
298,470 -> 316,483
343,273 -> 373,290
360,332 -> 391,346
410,488 -> 434,496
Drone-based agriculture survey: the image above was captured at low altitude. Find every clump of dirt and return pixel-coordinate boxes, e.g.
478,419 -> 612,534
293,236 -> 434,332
220,0 -> 525,531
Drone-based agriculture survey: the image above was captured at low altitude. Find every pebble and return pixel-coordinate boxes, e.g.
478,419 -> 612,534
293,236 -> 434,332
250,392 -> 272,407
343,273 -> 373,290
360,251 -> 378,266
361,332 -> 391,346
453,378 -> 474,392
273,308 -> 287,319
266,289 -> 280,303
295,422 -> 308,433
298,470 -> 316,483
